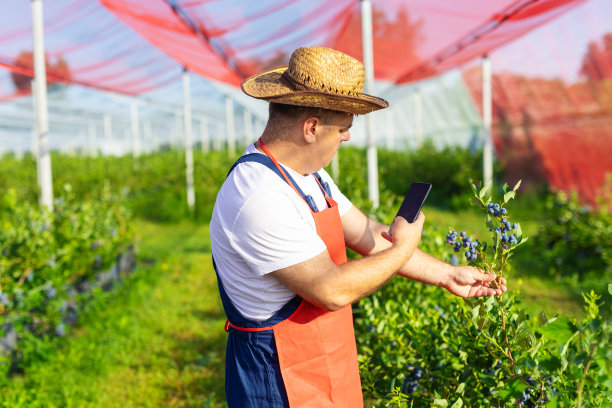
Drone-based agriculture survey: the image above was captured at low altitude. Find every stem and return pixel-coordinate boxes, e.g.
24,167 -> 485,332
576,342 -> 597,407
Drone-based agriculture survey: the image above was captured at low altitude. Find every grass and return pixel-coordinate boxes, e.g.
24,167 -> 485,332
1,220 -> 227,408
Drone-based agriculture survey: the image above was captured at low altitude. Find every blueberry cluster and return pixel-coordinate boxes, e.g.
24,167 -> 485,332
446,230 -> 479,262
487,203 -> 520,250
401,364 -> 423,395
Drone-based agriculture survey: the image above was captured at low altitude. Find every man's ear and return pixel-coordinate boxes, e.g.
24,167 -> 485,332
302,116 -> 319,144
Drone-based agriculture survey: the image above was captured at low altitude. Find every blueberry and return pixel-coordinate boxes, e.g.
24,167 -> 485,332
488,207 -> 495,214
463,241 -> 470,248
501,218 -> 507,224
454,246 -> 460,253
1,249 -> 8,256
46,287 -> 56,299
471,241 -> 478,248
502,244 -> 508,250
451,231 -> 457,237
55,323 -> 65,337
501,208 -> 507,215
450,255 -> 459,265
455,241 -> 462,248
413,368 -> 423,379
366,325 -> 376,333
460,231 -> 466,237
512,223 -> 518,229
465,251 -> 471,258
494,204 -> 500,211
0,292 -> 9,306
471,253 -> 478,261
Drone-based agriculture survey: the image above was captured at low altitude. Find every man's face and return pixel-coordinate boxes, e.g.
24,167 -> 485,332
315,112 -> 353,169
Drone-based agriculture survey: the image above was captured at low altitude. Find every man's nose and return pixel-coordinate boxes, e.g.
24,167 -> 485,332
341,130 -> 351,142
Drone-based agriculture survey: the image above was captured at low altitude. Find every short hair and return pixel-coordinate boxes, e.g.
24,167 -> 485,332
268,102 -> 345,126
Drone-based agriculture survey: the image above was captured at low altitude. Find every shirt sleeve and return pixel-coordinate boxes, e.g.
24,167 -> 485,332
229,187 -> 327,276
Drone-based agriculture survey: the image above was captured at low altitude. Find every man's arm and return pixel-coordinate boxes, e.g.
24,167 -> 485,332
341,205 -> 506,297
271,214 -> 424,311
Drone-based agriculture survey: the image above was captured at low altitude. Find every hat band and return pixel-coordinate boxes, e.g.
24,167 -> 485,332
280,71 -> 312,92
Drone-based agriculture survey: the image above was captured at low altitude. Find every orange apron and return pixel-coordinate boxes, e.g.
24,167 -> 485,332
226,139 -> 363,407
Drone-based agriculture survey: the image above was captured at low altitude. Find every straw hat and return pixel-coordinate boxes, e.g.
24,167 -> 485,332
241,46 -> 389,115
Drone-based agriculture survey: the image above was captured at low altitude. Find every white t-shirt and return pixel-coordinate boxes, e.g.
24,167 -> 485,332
210,144 -> 353,321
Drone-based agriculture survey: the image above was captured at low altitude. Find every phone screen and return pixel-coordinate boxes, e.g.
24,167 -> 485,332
388,182 -> 432,235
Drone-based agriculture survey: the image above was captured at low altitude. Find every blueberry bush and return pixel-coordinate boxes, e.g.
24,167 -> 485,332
354,181 -> 611,407
532,179 -> 612,280
0,184 -> 132,377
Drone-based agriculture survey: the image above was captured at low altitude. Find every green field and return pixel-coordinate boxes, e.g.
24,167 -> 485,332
1,208 -> 604,406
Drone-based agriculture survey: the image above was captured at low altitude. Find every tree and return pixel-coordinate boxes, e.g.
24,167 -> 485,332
10,50 -> 71,93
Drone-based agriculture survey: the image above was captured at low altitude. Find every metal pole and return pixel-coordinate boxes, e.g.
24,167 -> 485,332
31,0 -> 53,210
361,0 -> 378,208
482,55 -> 493,186
183,69 -> 196,212
131,102 -> 141,158
226,95 -> 235,156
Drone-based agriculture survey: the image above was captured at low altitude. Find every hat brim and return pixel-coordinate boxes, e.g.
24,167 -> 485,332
241,67 -> 389,115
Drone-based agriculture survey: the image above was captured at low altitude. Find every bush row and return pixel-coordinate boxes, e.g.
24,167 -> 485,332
0,143 -> 500,224
353,183 -> 611,407
0,185 -> 133,377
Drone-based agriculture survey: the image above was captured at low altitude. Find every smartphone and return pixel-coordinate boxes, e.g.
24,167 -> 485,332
388,182 -> 432,235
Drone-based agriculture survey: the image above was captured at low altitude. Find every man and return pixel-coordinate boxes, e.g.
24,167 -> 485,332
210,46 -> 506,408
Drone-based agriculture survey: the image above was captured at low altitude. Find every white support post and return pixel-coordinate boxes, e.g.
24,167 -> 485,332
183,69 -> 196,212
361,0 -> 378,208
31,0 -> 53,210
482,55 -> 493,186
226,95 -> 236,156
131,102 -> 141,158
200,118 -> 209,153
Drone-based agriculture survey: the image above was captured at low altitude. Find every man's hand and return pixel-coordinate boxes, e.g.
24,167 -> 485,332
443,266 -> 507,298
381,213 -> 425,263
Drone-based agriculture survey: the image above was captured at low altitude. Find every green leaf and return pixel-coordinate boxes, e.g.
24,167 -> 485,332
433,400 -> 449,408
539,311 -> 548,327
456,382 -> 466,395
470,196 -> 483,208
502,182 -> 509,193
470,304 -> 481,323
538,315 -> 575,346
513,180 -> 522,192
608,283 -> 612,295
450,398 -> 463,408
498,378 -> 527,399
469,179 -> 478,196
479,180 -> 492,200
503,190 -> 516,203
